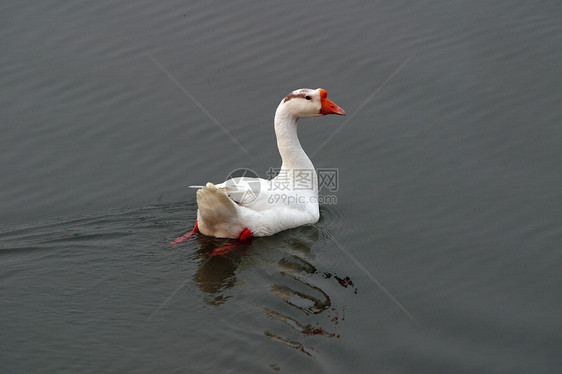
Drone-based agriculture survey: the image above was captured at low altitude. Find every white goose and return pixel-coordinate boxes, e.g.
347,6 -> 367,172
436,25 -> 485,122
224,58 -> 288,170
173,88 -> 345,252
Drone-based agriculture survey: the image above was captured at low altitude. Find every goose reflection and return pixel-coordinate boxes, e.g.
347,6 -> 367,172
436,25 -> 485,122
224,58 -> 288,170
192,214 -> 356,356
191,234 -> 248,305
193,224 -> 318,299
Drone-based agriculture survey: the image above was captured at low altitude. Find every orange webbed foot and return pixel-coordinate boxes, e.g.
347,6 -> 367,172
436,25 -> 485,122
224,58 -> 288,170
171,221 -> 199,245
209,228 -> 253,256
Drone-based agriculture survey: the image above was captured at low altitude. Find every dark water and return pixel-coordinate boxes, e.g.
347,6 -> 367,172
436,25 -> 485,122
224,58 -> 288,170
1,1 -> 561,372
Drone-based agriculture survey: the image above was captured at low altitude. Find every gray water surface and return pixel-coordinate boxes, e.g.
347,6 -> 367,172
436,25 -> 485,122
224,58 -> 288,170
1,1 -> 561,373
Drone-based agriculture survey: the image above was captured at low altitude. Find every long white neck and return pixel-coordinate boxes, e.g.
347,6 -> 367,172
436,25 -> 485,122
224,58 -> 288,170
274,104 -> 315,172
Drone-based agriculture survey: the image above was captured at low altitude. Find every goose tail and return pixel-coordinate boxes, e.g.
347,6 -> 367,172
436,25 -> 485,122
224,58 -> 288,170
196,183 -> 245,238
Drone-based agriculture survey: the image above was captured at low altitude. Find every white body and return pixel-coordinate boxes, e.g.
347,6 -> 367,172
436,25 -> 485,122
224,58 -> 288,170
194,88 -> 344,238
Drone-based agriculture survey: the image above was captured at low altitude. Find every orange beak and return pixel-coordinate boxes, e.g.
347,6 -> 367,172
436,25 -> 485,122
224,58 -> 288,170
319,89 -> 346,116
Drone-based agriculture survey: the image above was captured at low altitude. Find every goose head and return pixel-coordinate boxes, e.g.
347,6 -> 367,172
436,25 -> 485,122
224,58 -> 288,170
281,88 -> 346,118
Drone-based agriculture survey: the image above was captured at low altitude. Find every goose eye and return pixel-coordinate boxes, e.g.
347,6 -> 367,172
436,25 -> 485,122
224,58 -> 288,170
305,96 -> 312,101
